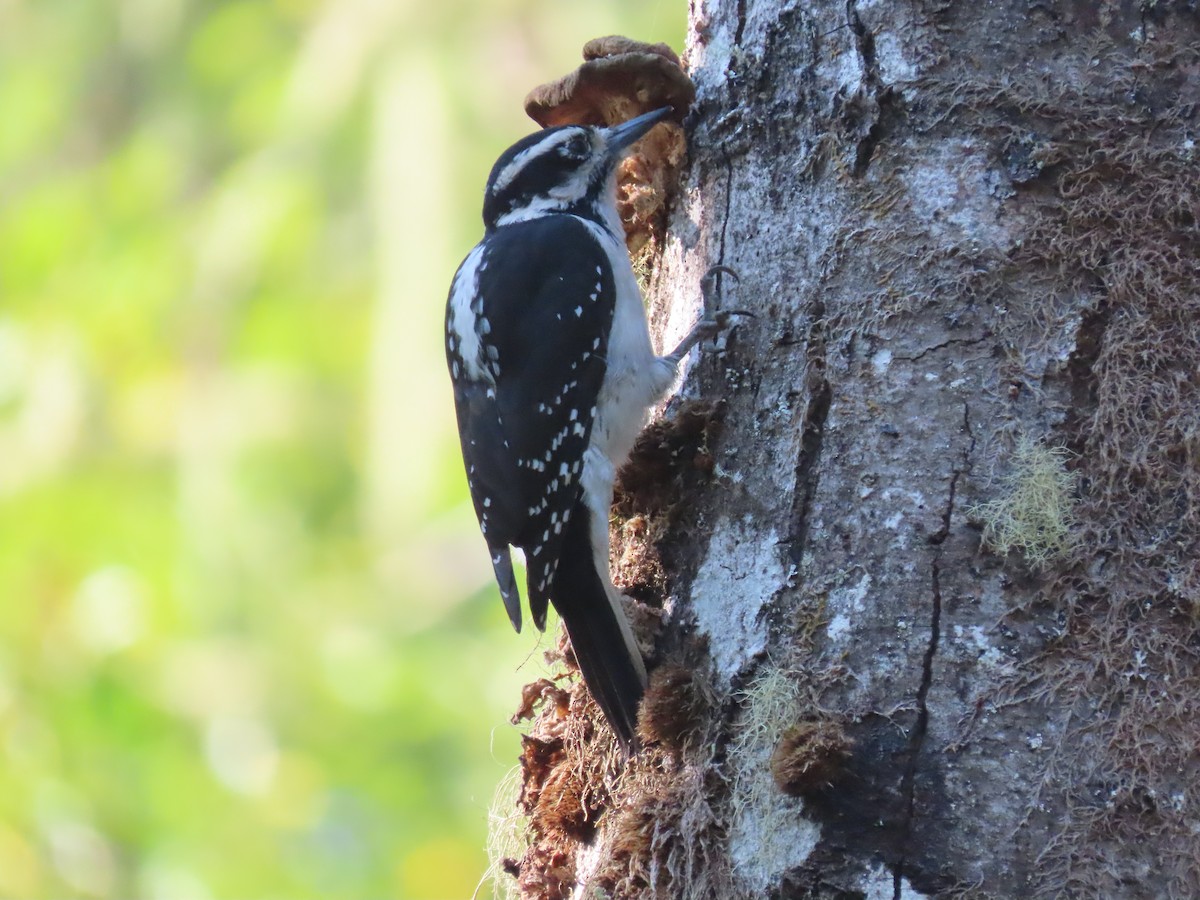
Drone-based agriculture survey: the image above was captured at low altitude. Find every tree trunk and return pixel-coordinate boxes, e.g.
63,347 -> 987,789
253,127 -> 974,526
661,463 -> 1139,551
503,3 -> 1200,898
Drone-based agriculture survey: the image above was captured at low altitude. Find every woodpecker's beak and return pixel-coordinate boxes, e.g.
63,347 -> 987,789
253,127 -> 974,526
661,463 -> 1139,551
603,107 -> 673,158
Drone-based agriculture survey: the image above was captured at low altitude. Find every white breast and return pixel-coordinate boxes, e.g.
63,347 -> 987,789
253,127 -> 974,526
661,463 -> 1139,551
576,218 -> 676,469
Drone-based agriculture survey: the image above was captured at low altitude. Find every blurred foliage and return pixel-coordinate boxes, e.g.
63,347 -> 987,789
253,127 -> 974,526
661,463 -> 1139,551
0,1 -> 684,897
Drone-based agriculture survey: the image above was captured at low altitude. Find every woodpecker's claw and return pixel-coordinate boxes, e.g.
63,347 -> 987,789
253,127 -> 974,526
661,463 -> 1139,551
700,265 -> 739,316
701,265 -> 753,321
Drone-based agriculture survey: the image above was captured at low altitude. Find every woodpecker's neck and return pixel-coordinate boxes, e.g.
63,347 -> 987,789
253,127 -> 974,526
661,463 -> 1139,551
575,194 -> 625,244
591,180 -> 626,244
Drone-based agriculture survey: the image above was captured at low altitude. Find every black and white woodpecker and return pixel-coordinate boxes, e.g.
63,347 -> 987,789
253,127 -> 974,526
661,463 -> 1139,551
445,106 -> 734,751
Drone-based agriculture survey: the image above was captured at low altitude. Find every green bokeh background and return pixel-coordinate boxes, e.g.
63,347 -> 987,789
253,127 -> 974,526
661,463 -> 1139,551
0,1 -> 685,897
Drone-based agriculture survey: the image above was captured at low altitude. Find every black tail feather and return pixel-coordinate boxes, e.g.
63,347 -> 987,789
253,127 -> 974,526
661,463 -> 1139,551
551,500 -> 646,752
489,545 -> 522,632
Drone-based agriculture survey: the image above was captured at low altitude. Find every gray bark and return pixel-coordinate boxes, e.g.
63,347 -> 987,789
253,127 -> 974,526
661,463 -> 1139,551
503,3 -> 1200,899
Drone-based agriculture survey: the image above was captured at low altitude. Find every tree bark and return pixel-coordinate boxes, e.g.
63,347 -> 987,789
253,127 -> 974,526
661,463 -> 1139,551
504,3 -> 1200,899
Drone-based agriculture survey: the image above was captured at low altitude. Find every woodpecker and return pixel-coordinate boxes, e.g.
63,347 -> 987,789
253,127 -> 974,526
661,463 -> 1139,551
445,107 -> 734,751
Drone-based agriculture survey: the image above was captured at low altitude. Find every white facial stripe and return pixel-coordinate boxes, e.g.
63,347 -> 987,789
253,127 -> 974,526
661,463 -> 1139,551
494,194 -> 562,226
490,129 -> 580,196
492,164 -> 598,226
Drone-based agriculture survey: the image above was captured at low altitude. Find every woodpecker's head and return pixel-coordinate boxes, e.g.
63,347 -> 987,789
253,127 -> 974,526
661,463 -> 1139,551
482,107 -> 672,230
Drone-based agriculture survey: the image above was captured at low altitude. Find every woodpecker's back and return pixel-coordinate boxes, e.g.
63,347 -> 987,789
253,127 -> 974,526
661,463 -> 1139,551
445,109 -> 674,750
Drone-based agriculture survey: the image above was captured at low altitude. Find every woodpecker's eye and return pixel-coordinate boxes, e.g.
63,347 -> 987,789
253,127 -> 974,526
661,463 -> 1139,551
560,133 -> 590,160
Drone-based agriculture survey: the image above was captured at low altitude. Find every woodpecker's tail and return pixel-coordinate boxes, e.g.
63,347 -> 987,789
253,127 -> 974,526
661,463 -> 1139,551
551,499 -> 647,752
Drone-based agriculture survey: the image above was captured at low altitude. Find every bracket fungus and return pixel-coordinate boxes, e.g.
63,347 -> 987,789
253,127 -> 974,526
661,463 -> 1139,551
525,36 -> 696,257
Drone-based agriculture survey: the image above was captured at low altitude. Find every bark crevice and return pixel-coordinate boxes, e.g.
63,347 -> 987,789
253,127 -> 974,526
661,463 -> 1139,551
784,305 -> 831,571
894,402 -> 974,895
894,333 -> 989,364
733,0 -> 747,49
844,0 -> 895,177
893,555 -> 943,900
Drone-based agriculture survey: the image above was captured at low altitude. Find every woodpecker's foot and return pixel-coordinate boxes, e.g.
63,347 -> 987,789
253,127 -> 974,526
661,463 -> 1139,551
699,265 -> 752,335
664,265 -> 749,366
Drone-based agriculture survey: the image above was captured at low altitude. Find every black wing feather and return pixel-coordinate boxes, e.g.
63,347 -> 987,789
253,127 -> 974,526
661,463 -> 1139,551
448,376 -> 525,629
447,215 -> 615,631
